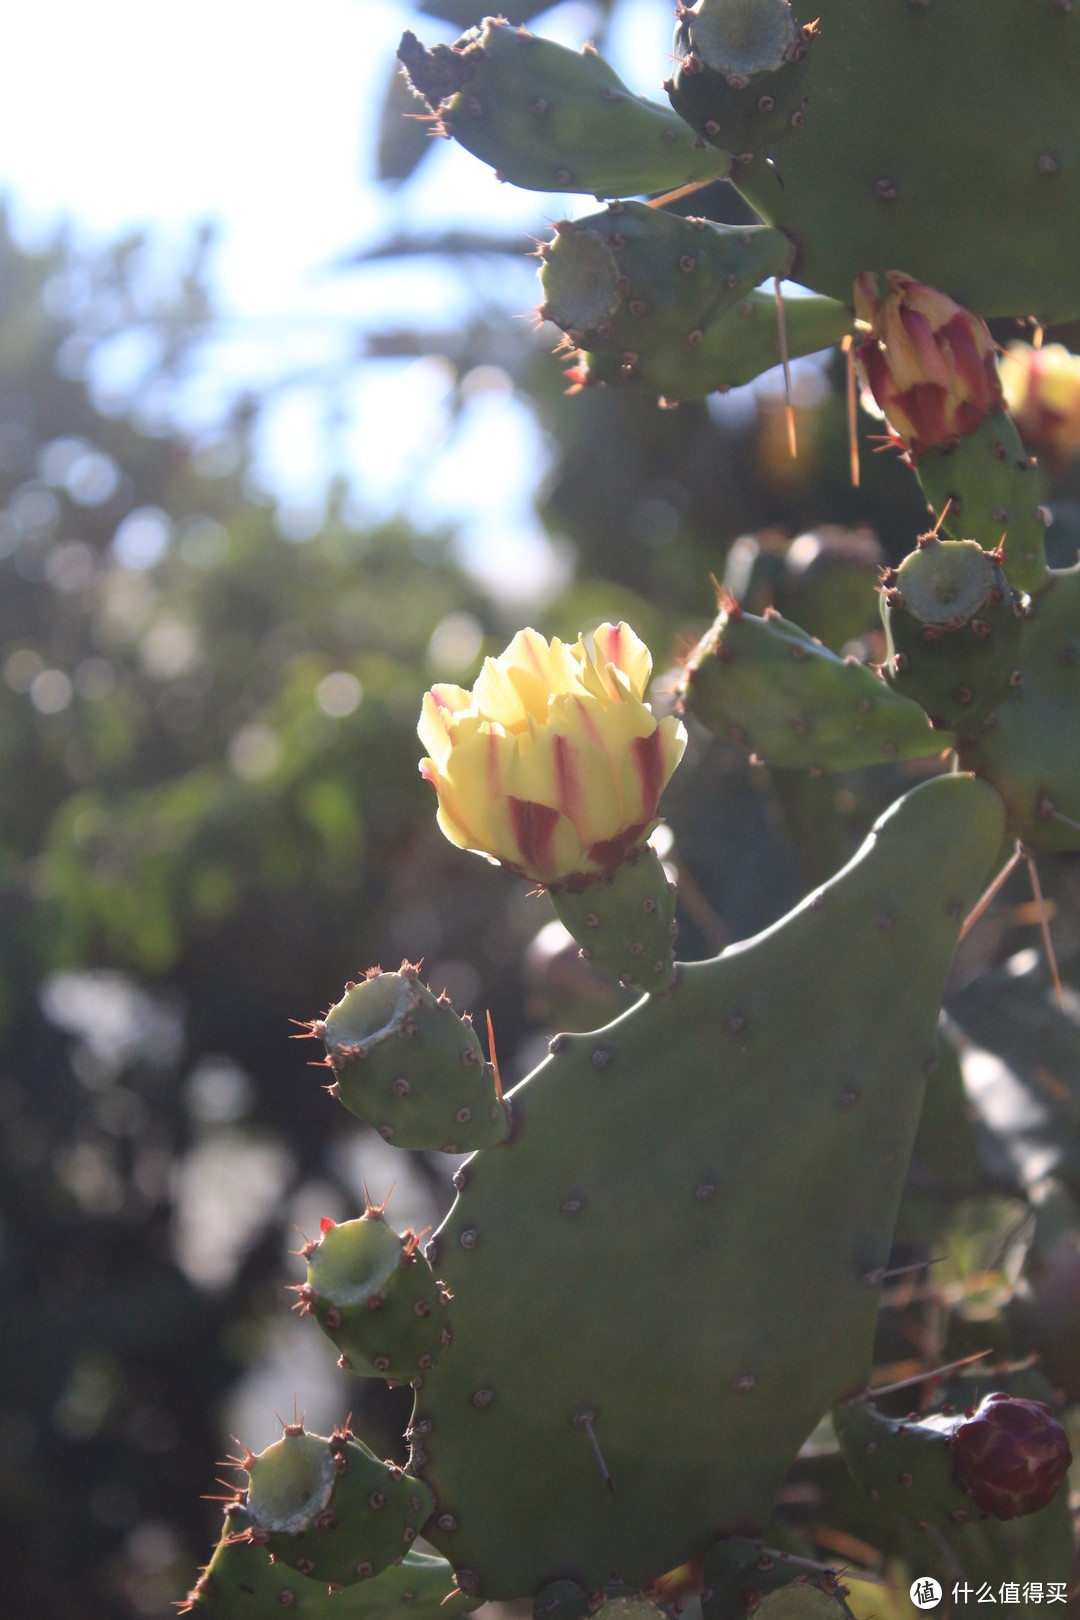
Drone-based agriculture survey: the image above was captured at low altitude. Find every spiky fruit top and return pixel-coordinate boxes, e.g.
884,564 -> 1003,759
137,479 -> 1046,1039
309,962 -> 510,1152
300,1208 -> 449,1384
242,1423 -> 434,1586
538,203 -> 793,399
667,0 -> 815,156
881,536 -> 1024,733
951,1392 -> 1072,1520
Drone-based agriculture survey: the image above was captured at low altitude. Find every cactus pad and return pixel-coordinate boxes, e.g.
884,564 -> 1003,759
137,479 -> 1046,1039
957,565 -> 1080,850
833,1399 -> 975,1527
397,20 -> 729,197
915,414 -> 1049,597
728,0 -> 1080,321
181,1520 -> 474,1617
681,596 -> 948,769
403,773 -> 1003,1599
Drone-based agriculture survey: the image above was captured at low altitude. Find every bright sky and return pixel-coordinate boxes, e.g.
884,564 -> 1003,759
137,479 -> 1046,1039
0,0 -> 795,600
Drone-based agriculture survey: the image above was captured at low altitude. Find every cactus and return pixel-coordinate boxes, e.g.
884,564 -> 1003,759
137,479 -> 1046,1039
681,593 -> 948,769
303,963 -> 511,1151
397,19 -> 729,196
880,535 -> 1025,734
184,2 -> 1080,1610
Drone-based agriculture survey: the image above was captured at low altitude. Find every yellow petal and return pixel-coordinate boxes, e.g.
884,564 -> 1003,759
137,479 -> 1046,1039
615,714 -> 687,826
592,621 -> 653,701
418,686 -> 471,761
513,717 -> 624,850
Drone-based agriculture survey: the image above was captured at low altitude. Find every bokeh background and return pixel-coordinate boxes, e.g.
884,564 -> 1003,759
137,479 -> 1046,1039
3,4 -> 1080,1617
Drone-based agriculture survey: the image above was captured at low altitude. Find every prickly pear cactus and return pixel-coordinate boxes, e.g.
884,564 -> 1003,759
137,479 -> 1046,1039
184,0 -> 1080,1610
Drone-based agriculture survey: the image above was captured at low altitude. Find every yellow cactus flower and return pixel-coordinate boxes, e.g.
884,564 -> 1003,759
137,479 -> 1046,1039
1000,341 -> 1080,473
418,623 -> 686,885
854,271 -> 1002,458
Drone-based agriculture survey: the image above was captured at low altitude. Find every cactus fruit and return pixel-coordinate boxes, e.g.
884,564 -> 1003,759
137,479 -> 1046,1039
880,535 -> 1025,734
951,1393 -> 1072,1521
1001,342 -> 1080,473
703,1537 -> 854,1620
914,414 -> 1050,597
234,1421 -> 433,1587
680,594 -> 947,770
305,962 -> 510,1152
397,20 -> 729,197
181,1519 -> 473,1617
387,773 -> 1003,1598
538,203 -> 794,398
547,842 -> 678,995
833,1399 -> 981,1527
667,0 -> 816,158
299,1206 -> 449,1384
854,272 -> 1003,459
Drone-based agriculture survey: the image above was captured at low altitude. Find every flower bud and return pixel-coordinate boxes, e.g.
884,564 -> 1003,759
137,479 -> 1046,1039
855,271 -> 1002,457
1000,341 -> 1080,473
951,1391 -> 1071,1520
418,623 -> 686,885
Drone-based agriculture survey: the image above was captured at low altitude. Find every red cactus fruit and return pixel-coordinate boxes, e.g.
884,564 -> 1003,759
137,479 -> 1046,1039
951,1392 -> 1072,1520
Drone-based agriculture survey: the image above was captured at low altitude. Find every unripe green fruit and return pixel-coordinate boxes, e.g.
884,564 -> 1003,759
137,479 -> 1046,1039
301,1210 -> 449,1384
704,1536 -> 855,1620
667,0 -> 814,156
882,536 -> 1024,733
312,962 -> 511,1152
244,1425 -> 434,1587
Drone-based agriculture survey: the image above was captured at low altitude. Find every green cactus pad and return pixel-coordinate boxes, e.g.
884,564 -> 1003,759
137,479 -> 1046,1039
397,20 -> 730,197
576,284 -> 849,402
406,773 -> 1003,1598
539,203 -> 794,396
547,844 -> 677,995
728,0 -> 1080,321
703,1537 -> 855,1620
181,1517 -> 475,1617
314,963 -> 511,1152
881,537 -> 1025,734
242,1424 -> 434,1587
680,597 -> 948,769
668,0 -> 815,157
303,1209 -> 449,1384
957,565 -> 1080,850
915,414 -> 1049,597
832,1400 -> 974,1528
